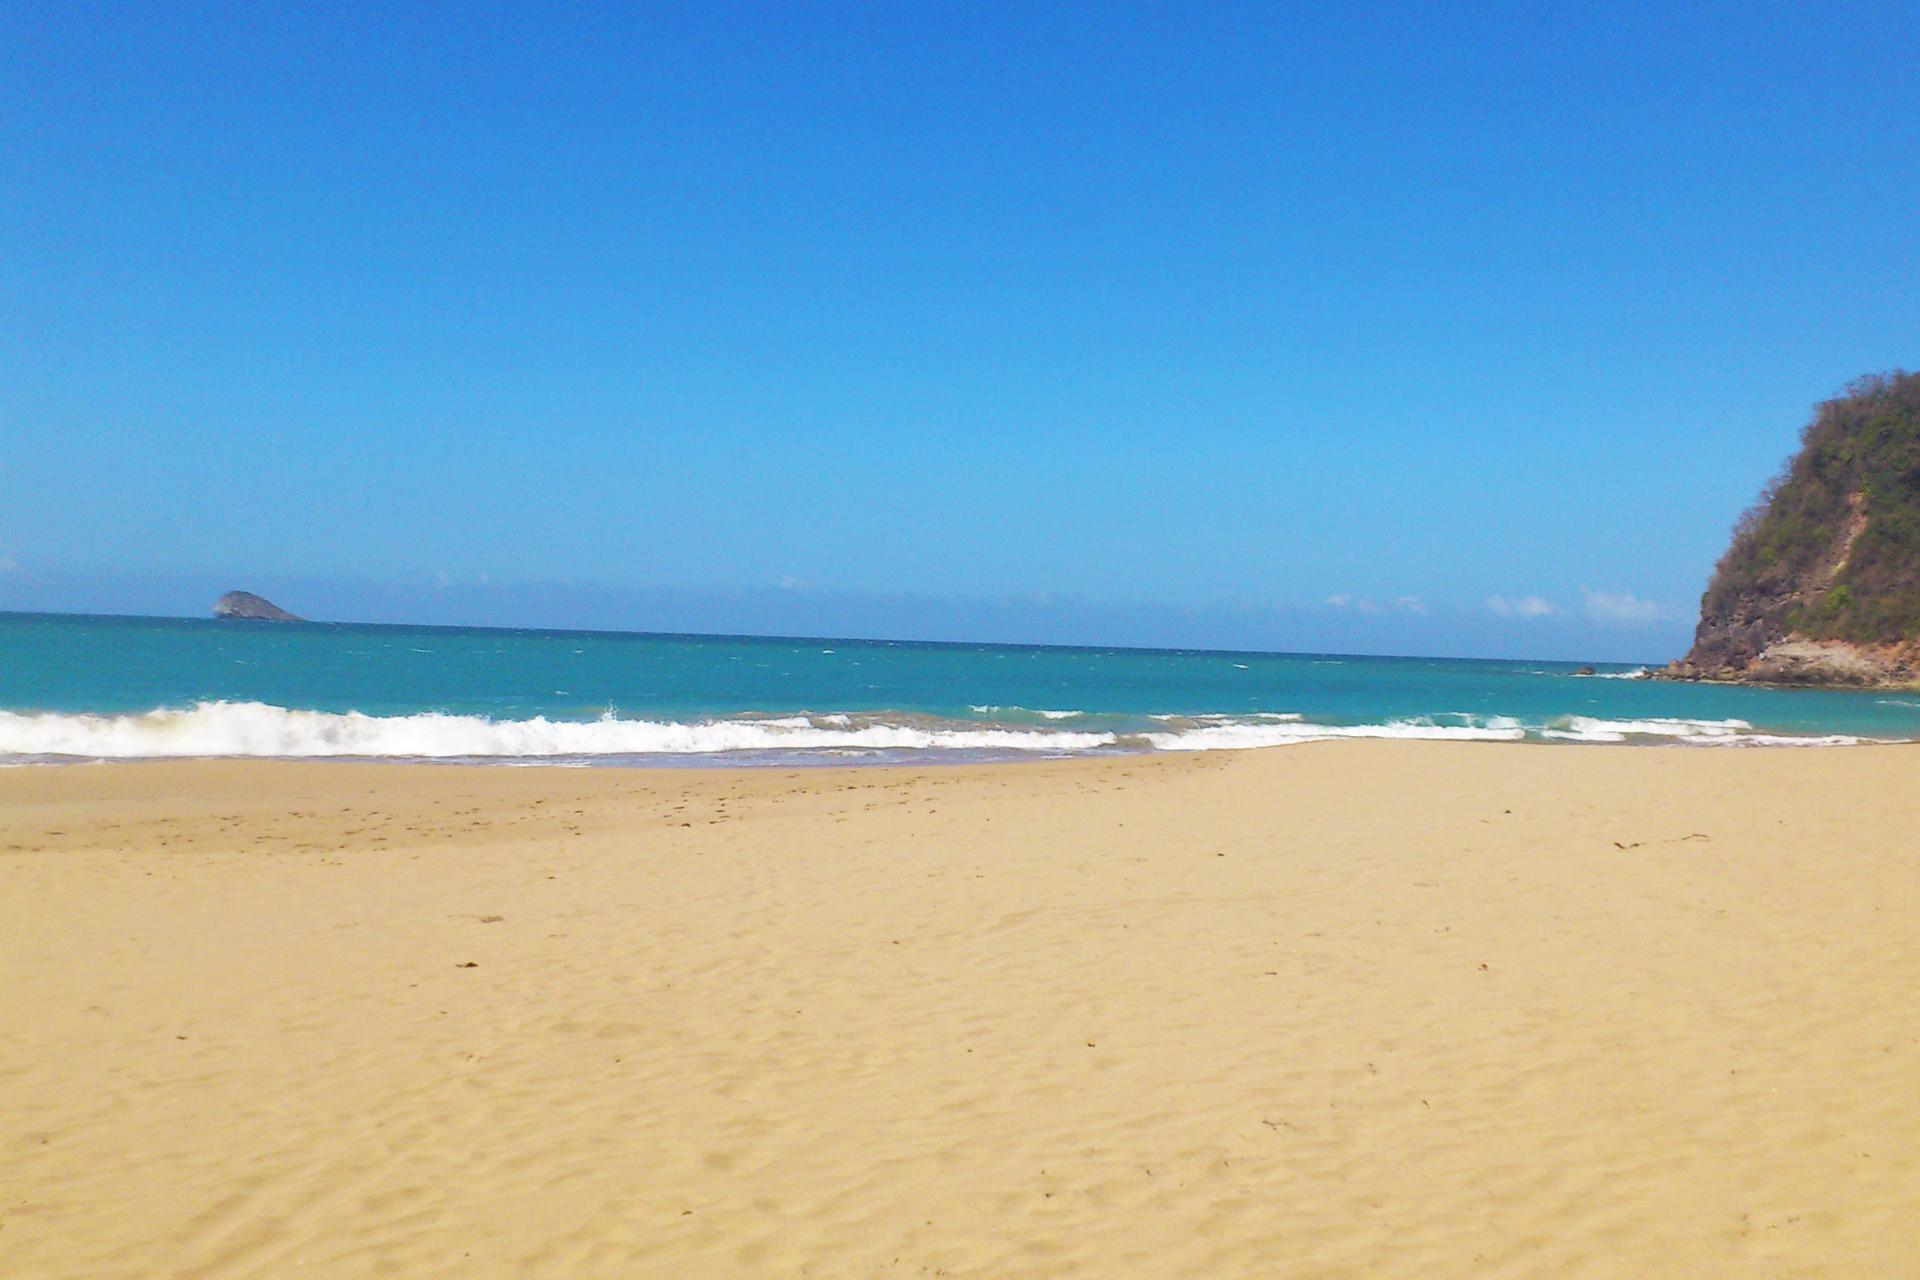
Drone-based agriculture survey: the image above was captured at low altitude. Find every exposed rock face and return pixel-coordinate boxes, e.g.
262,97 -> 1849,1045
213,591 -> 303,622
1664,371 -> 1920,688
1732,638 -> 1908,687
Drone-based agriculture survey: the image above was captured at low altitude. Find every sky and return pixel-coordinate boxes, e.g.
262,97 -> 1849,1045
4,2 -> 1917,662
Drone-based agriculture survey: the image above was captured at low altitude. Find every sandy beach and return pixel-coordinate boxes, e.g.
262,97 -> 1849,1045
3,744 -> 1918,1277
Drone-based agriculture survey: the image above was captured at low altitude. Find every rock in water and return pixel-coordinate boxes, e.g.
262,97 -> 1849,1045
213,591 -> 303,622
1665,371 -> 1920,687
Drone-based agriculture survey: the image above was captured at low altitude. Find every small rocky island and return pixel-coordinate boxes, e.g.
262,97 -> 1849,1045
1664,370 -> 1920,687
213,590 -> 304,622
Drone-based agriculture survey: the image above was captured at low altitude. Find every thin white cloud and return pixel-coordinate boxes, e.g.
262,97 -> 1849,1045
1486,594 -> 1556,619
0,555 -> 18,575
1327,593 -> 1425,616
1582,589 -> 1670,624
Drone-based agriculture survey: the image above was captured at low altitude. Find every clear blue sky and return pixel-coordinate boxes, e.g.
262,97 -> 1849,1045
4,2 -> 1917,661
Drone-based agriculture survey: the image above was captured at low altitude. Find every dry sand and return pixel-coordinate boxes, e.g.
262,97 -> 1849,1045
3,744 -> 1918,1278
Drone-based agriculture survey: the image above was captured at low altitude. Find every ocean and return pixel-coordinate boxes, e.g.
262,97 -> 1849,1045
2,612 -> 1916,764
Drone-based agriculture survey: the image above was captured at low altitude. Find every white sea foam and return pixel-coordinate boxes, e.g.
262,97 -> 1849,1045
1540,715 -> 1744,743
1533,715 -> 1871,745
1142,716 -> 1526,750
0,702 -> 1889,762
1148,712 -> 1882,750
967,705 -> 1086,720
1579,667 -> 1651,680
1149,712 -> 1304,724
0,702 -> 1118,760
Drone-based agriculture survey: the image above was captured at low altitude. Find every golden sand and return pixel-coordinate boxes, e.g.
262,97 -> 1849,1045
4,744 -> 1918,1277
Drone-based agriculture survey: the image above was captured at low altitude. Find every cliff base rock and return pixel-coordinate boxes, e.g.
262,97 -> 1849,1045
1663,636 -> 1918,688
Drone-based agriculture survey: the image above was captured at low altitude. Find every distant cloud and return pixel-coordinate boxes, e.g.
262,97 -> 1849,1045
1326,593 -> 1424,616
0,555 -> 18,575
1485,594 -> 1556,619
779,575 -> 809,591
1582,589 -> 1671,624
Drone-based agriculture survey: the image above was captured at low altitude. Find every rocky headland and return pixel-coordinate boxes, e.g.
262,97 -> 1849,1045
1663,371 -> 1920,688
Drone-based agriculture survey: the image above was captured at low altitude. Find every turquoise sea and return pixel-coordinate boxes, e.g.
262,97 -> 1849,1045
2,612 -> 1916,764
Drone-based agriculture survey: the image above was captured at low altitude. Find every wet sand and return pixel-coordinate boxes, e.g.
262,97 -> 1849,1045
3,744 -> 1918,1277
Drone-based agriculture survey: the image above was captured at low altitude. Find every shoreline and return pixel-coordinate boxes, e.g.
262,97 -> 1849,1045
3,727 -> 1917,772
7,743 -> 1920,1276
2,701 -> 1913,762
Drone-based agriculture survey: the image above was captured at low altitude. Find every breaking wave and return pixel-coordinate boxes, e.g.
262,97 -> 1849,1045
1143,716 -> 1524,750
968,705 -> 1086,720
0,702 -> 1117,760
0,702 -> 1895,763
1539,715 -> 1871,746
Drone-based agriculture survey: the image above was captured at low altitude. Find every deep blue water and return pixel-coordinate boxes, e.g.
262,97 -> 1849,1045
2,612 -> 1916,763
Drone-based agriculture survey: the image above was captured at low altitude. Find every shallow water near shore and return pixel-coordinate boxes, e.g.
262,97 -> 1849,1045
3,611 -> 1918,763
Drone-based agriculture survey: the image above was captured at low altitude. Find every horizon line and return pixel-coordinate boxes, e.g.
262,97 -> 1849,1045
0,607 -> 1662,670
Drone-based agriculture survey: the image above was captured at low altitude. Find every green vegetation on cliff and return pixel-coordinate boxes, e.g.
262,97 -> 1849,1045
1704,371 -> 1920,647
